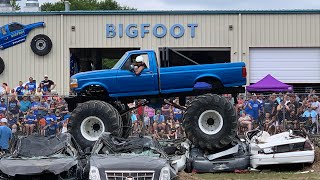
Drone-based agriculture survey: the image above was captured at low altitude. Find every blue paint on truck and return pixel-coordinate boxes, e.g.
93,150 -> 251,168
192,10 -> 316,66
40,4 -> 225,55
0,22 -> 45,50
70,50 -> 246,100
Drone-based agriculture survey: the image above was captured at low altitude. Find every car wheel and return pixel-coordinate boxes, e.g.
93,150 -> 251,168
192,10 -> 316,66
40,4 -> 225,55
30,34 -> 52,56
183,94 -> 237,150
0,57 -> 4,75
69,100 -> 122,150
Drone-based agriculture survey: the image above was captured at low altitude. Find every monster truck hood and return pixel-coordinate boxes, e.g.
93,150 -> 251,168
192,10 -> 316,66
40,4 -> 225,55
0,156 -> 78,176
90,154 -> 168,170
71,69 -> 118,80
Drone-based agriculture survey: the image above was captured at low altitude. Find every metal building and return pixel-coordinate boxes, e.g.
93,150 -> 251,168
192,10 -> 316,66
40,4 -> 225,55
0,10 -> 319,95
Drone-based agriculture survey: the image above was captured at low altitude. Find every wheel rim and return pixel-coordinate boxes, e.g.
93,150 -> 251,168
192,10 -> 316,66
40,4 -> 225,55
80,116 -> 105,141
36,39 -> 46,51
198,110 -> 223,135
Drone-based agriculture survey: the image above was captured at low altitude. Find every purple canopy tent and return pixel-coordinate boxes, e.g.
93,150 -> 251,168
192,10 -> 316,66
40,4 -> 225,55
246,74 -> 293,92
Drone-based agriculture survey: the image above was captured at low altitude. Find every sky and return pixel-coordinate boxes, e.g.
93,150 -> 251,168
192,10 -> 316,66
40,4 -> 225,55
38,0 -> 320,10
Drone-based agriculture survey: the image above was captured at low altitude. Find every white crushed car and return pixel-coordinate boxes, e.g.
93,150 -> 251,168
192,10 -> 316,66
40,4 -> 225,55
246,130 -> 315,169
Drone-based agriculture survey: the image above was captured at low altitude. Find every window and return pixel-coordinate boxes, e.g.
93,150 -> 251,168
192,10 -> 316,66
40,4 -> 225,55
121,53 -> 150,70
8,23 -> 24,32
1,27 -> 6,35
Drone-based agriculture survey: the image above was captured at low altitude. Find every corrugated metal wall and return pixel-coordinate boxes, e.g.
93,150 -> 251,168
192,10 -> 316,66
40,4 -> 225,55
0,13 -> 320,94
0,15 -> 63,93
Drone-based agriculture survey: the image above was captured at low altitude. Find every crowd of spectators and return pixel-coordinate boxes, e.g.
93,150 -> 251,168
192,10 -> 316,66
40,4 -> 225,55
129,98 -> 185,139
236,91 -> 320,135
0,76 -> 70,143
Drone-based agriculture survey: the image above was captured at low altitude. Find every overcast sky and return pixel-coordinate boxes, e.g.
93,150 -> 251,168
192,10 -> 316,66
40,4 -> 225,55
38,0 -> 320,10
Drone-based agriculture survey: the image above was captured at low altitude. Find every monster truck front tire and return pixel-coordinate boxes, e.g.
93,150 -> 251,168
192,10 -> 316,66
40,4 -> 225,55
183,94 -> 237,150
69,100 -> 122,149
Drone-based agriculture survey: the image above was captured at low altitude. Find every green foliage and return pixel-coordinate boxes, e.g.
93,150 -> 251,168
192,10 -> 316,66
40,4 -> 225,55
102,59 -> 118,69
41,0 -> 135,11
10,0 -> 21,11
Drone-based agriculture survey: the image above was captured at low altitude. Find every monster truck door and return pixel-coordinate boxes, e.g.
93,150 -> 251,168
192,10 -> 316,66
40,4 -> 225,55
0,26 -> 9,49
116,53 -> 158,95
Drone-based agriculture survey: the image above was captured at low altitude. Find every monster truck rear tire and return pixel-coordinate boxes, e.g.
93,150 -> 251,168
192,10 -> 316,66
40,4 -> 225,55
31,34 -> 52,56
183,94 -> 237,150
69,100 -> 122,149
115,103 -> 132,138
0,57 -> 4,75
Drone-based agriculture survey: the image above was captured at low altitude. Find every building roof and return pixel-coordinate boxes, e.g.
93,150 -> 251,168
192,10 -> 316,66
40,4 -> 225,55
0,9 -> 320,16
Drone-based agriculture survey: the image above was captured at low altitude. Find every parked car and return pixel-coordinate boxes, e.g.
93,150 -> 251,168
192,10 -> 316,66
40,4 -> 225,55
0,133 -> 86,180
186,138 -> 250,173
88,132 -> 188,180
246,130 -> 315,169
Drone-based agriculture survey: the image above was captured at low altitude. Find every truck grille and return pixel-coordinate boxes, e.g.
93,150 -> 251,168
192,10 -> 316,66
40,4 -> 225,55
105,170 -> 155,180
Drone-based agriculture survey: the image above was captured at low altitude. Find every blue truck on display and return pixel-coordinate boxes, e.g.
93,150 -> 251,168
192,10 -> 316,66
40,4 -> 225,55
66,49 -> 247,152
0,22 -> 52,55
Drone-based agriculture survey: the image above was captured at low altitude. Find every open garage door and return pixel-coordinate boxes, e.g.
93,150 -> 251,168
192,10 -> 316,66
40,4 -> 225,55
250,48 -> 320,84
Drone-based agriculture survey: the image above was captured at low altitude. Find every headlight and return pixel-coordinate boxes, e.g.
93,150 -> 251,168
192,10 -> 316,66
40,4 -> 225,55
160,166 -> 170,180
70,78 -> 78,89
89,166 -> 101,180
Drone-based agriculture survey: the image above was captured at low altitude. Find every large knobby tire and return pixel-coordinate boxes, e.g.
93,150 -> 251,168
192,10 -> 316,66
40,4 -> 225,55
183,94 -> 237,150
31,34 -> 52,56
0,57 -> 4,75
69,100 -> 122,149
115,103 -> 132,138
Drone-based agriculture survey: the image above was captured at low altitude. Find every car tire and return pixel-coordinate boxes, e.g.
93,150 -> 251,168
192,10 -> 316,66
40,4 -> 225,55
115,103 -> 132,138
0,57 -> 4,75
30,34 -> 52,56
183,94 -> 237,150
69,100 -> 122,150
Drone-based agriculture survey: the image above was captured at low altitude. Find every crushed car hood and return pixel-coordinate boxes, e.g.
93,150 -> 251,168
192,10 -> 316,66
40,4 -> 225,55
91,155 -> 167,170
0,157 -> 78,176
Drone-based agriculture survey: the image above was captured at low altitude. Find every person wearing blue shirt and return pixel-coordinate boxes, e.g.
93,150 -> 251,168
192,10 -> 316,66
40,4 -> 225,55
45,119 -> 59,136
15,81 -> 25,100
44,110 -> 57,125
303,106 -> 318,123
31,96 -> 42,117
249,94 -> 262,121
153,110 -> 165,123
19,95 -> 31,114
26,77 -> 36,92
24,111 -> 37,136
131,111 -> 137,123
0,99 -> 7,114
0,118 -> 12,153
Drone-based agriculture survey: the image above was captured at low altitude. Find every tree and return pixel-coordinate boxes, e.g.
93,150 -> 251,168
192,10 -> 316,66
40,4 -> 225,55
41,0 -> 135,11
10,0 -> 21,11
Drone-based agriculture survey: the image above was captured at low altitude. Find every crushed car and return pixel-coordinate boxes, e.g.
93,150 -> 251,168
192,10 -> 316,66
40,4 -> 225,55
0,133 -> 86,180
184,137 -> 250,173
246,129 -> 315,169
88,132 -> 189,180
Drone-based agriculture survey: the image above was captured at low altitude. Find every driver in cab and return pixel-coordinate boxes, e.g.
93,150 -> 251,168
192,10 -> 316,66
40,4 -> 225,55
132,55 -> 147,75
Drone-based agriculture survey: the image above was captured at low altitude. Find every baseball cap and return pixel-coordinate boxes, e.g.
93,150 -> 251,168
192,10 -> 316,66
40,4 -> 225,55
135,56 -> 143,63
1,118 -> 8,123
44,75 -> 48,78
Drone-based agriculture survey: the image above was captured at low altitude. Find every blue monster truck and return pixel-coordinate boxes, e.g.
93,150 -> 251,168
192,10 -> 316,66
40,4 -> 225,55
66,50 -> 247,151
0,22 -> 52,56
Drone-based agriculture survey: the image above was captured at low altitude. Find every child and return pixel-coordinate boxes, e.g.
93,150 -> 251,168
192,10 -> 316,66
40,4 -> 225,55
38,116 -> 46,136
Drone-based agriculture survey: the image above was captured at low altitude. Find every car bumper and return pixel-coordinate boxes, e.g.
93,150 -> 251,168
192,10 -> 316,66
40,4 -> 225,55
250,150 -> 315,168
192,156 -> 250,173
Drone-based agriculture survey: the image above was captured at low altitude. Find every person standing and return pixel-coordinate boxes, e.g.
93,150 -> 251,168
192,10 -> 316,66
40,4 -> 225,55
0,118 -> 12,153
15,81 -> 24,100
8,95 -> 20,118
41,75 -> 56,92
26,77 -> 37,92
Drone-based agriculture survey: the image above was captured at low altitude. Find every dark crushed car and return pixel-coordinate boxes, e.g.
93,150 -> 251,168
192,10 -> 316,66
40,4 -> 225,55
88,133 -> 185,180
0,133 -> 86,180
187,138 -> 250,173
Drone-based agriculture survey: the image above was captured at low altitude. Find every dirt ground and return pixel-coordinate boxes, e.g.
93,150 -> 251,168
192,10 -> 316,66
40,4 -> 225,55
178,147 -> 320,180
